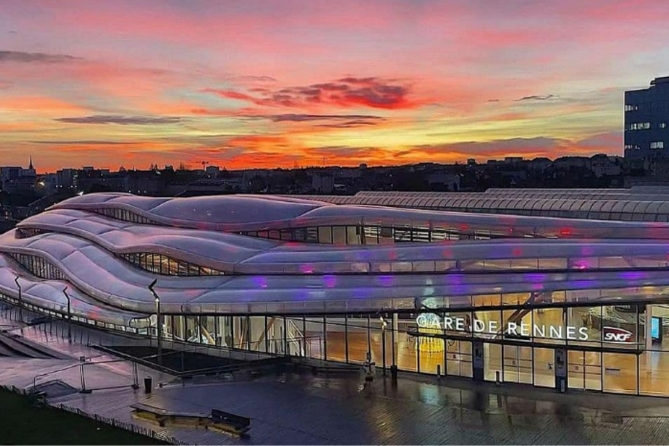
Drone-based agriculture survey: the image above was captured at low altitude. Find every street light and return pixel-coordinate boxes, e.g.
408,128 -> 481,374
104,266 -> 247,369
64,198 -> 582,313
380,316 -> 388,376
148,279 -> 162,365
62,286 -> 72,343
14,275 -> 22,324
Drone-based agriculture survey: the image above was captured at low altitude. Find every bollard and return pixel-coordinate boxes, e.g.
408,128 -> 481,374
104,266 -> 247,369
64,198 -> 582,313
144,376 -> 152,394
437,364 -> 441,380
495,370 -> 501,386
390,364 -> 398,384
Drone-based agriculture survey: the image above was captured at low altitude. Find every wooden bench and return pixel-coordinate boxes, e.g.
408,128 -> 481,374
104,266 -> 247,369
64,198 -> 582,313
131,403 -> 250,436
211,409 -> 250,435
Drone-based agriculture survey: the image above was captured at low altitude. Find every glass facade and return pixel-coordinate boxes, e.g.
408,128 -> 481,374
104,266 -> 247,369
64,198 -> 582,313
90,207 -> 156,225
118,253 -> 225,276
15,228 -> 49,239
241,225 -> 464,244
5,267 -> 669,398
8,253 -> 67,280
95,301 -> 663,398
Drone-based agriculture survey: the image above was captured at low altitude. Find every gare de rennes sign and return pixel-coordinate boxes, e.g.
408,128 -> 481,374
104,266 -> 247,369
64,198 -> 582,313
416,314 -> 636,343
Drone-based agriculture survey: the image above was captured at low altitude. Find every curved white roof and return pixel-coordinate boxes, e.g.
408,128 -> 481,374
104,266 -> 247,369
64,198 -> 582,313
47,192 -> 669,239
3,192 -> 669,323
0,254 -> 149,327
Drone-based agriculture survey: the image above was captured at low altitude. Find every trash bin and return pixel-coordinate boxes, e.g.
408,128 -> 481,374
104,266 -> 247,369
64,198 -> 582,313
144,376 -> 152,394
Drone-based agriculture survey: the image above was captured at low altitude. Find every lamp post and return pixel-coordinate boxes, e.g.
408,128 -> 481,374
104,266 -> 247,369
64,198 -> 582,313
14,275 -> 22,324
63,286 -> 72,343
148,279 -> 162,365
380,316 -> 387,376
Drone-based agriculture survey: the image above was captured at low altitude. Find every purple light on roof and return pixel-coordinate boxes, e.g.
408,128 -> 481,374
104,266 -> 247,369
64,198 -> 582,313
525,273 -> 547,283
300,264 -> 314,274
619,271 -> 646,281
355,287 -> 372,299
323,275 -> 336,288
295,289 -> 310,300
571,280 -> 595,289
253,276 -> 268,289
446,274 -> 463,285
378,275 -> 394,286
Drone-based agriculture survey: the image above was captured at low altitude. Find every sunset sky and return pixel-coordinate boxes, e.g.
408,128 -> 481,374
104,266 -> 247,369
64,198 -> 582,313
2,0 -> 669,172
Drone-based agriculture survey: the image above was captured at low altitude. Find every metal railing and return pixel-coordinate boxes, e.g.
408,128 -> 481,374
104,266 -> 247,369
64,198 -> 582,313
1,384 -> 188,445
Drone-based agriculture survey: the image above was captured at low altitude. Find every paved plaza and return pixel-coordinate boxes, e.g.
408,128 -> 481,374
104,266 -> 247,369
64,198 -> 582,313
2,314 -> 669,444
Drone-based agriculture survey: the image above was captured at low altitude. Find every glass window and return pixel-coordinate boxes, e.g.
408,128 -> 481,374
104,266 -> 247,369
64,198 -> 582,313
306,227 -> 319,242
394,227 -> 411,242
332,226 -> 347,244
293,228 -> 306,241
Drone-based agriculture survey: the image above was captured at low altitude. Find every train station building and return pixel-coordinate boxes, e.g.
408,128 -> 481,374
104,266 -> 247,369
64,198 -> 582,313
2,188 -> 669,396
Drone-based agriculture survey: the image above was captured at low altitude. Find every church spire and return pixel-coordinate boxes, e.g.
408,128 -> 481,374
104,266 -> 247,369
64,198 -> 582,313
28,155 -> 34,171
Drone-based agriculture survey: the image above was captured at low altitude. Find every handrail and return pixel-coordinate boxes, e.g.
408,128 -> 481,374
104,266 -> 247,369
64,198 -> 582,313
32,362 -> 81,391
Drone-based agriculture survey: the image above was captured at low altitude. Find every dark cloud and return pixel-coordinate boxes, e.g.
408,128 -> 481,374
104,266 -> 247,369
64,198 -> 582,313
516,94 -> 556,101
30,140 -> 132,145
204,77 -> 413,109
197,112 -> 386,128
54,115 -> 183,125
263,113 -> 384,123
0,50 -> 81,63
315,120 -> 381,128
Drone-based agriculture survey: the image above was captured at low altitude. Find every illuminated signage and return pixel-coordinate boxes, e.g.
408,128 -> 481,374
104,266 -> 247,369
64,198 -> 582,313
417,314 -> 589,341
652,317 -> 662,342
416,313 -> 441,329
603,326 -> 634,343
652,317 -> 660,340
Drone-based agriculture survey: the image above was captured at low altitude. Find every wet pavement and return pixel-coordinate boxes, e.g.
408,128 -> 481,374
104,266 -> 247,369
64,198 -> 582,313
2,312 -> 669,444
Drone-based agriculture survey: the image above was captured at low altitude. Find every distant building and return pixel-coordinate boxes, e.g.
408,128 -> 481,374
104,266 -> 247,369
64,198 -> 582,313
312,172 -> 335,193
0,157 -> 36,194
590,154 -> 622,178
205,165 -> 220,176
0,167 -> 24,190
528,157 -> 552,171
56,168 -> 77,191
625,76 -> 669,160
426,171 -> 460,191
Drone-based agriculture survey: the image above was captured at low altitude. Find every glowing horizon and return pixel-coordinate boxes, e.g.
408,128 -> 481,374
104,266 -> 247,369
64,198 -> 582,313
2,0 -> 669,172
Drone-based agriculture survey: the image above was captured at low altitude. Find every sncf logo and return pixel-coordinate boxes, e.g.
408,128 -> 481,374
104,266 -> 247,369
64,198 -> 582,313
603,326 -> 634,343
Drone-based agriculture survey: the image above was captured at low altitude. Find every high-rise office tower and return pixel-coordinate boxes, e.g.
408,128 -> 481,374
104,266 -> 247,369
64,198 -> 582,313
625,76 -> 669,160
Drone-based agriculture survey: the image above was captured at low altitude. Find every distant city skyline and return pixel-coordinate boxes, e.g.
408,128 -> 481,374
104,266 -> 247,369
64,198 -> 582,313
2,1 -> 669,172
